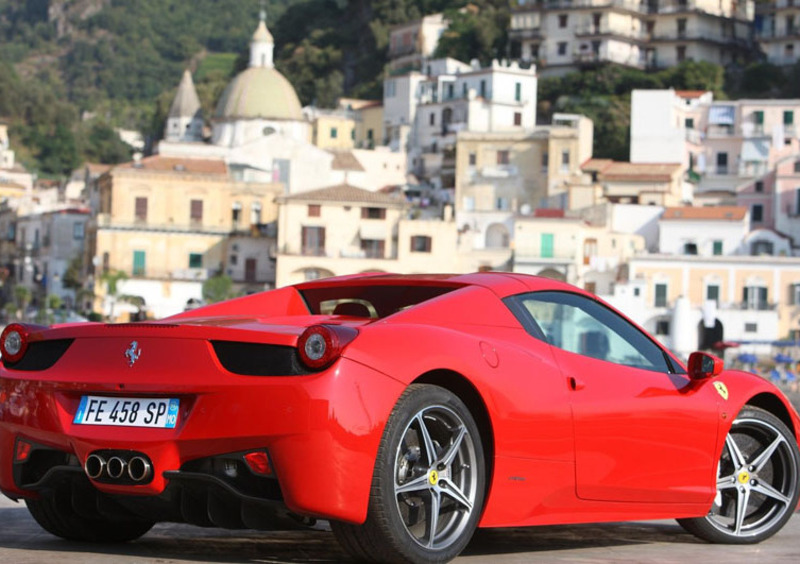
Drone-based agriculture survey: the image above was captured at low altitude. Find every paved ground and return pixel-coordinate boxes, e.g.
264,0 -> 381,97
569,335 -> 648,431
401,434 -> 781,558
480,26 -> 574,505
2,384 -> 799,563
1,495 -> 799,563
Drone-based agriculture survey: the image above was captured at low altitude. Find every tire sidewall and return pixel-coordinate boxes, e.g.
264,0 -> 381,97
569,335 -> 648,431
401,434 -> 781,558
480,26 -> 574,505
373,384 -> 486,563
690,406 -> 800,544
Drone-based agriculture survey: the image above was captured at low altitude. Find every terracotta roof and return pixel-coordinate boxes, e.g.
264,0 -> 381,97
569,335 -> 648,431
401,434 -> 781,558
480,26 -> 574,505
675,90 -> 709,99
533,208 -> 565,218
118,155 -> 228,175
85,163 -> 113,175
662,206 -> 748,221
581,159 -> 613,173
0,180 -> 25,190
598,162 -> 682,182
330,151 -> 365,172
282,183 -> 405,206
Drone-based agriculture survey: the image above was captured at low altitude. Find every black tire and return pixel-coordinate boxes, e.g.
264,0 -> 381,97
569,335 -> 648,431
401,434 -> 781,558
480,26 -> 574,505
678,406 -> 800,544
332,384 -> 486,564
26,487 -> 154,543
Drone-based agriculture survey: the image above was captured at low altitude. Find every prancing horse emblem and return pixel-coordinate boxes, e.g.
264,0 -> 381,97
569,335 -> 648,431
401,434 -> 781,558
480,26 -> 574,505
125,341 -> 141,367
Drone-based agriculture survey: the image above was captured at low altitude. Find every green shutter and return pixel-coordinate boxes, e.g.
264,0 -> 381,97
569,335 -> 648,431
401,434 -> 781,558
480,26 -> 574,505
133,250 -> 146,276
541,233 -> 554,258
785,110 -> 794,125
755,111 -> 764,125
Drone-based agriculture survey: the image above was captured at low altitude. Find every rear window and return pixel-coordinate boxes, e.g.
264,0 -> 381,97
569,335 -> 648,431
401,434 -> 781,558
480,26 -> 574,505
299,284 -> 460,319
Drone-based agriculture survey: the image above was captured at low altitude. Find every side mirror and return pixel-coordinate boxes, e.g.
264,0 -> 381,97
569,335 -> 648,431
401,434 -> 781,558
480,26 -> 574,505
688,351 -> 724,380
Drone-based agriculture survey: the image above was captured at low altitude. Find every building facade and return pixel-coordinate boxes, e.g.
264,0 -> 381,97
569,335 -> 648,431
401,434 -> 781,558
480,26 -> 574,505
87,156 -> 282,319
756,0 -> 800,66
275,183 -> 462,287
510,0 -> 756,76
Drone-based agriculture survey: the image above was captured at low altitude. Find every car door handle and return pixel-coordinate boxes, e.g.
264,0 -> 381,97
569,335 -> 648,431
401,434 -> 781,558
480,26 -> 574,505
568,376 -> 585,391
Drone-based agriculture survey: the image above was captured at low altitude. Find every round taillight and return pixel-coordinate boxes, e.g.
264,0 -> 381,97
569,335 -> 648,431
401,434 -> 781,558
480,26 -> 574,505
297,325 -> 358,370
1,323 -> 29,364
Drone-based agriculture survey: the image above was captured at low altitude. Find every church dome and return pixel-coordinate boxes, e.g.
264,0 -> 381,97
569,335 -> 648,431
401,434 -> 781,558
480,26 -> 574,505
213,66 -> 303,121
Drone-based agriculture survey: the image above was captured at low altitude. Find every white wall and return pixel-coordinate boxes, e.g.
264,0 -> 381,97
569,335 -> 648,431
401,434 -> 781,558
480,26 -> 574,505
630,90 -> 686,164
610,204 -> 664,252
659,219 -> 748,256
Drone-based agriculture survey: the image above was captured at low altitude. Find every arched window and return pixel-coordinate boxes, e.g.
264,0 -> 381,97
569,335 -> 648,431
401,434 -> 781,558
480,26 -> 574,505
485,223 -> 510,248
251,202 -> 262,225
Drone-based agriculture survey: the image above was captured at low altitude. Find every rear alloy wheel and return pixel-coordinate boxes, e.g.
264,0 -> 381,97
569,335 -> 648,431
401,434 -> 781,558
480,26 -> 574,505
332,384 -> 485,563
678,407 -> 800,544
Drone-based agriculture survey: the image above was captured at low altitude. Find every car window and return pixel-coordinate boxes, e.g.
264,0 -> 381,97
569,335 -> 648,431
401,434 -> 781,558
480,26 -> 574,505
506,291 -> 673,373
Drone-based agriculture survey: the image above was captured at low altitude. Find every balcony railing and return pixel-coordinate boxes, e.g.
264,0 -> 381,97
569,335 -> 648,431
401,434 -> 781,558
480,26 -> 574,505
574,24 -> 648,39
707,125 -> 735,138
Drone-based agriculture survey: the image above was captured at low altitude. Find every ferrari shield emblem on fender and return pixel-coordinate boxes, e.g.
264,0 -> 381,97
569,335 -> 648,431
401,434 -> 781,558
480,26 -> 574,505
125,341 -> 141,367
713,381 -> 728,401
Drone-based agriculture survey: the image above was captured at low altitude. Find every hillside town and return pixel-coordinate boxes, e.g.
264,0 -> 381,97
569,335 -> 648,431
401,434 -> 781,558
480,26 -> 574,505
2,0 -> 800,372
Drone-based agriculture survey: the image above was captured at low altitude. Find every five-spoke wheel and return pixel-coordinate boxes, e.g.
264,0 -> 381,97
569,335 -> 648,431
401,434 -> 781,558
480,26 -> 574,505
679,407 -> 800,543
332,384 -> 486,563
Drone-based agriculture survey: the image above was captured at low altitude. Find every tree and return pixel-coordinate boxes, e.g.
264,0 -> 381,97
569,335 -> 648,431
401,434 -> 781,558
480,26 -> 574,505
60,255 -> 84,291
13,286 -> 32,320
79,121 -> 133,164
100,269 -> 128,321
202,274 -> 234,303
434,4 -> 509,65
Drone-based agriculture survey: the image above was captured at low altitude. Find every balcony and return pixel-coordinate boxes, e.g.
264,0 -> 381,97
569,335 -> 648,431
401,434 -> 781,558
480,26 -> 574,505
95,215 -> 231,234
575,24 -> 647,40
512,0 -> 649,12
171,268 -> 210,281
707,124 -> 735,138
685,128 -> 703,144
389,44 -> 417,58
509,27 -> 544,40
736,301 -> 778,311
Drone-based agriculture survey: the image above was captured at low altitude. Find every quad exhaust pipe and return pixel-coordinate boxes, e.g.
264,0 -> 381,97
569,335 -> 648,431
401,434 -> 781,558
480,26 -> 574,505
85,452 -> 153,483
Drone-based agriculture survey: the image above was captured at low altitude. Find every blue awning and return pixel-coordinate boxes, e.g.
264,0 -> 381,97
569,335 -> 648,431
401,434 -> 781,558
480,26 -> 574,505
708,105 -> 735,125
741,139 -> 770,162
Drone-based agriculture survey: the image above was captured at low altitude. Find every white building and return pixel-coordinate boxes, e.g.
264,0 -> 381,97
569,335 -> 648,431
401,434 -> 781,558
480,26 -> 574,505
510,0 -> 756,77
756,0 -> 800,66
657,206 -> 750,256
384,58 -> 538,189
12,208 -> 90,307
156,14 -> 337,195
388,13 -> 449,72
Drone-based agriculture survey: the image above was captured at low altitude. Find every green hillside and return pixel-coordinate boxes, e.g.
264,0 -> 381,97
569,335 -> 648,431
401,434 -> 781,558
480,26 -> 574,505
1,0 -> 798,175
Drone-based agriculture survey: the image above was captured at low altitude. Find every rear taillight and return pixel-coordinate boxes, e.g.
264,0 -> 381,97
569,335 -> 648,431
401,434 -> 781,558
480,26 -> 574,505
1,324 -> 31,364
297,325 -> 358,370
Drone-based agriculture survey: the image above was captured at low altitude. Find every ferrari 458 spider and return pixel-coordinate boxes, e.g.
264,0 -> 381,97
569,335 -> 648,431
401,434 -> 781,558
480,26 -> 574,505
1,272 -> 799,563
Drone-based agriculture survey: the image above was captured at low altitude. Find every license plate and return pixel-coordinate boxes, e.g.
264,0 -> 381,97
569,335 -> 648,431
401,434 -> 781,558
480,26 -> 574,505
74,396 -> 180,428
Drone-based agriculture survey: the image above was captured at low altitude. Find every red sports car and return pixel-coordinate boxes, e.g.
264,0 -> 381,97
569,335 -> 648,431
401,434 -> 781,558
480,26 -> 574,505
1,272 -> 799,563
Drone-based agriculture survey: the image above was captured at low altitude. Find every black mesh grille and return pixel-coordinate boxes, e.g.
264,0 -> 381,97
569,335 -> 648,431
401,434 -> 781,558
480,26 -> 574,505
6,339 -> 74,371
211,341 -> 314,376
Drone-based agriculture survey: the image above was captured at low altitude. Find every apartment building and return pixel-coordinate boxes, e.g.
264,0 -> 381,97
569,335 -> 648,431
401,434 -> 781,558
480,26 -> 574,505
387,13 -> 449,72
6,208 -> 90,308
453,114 -> 593,267
601,204 -> 800,357
274,183 -> 464,287
510,0 -> 756,76
513,209 -> 645,294
756,0 -> 800,66
630,90 -> 800,232
570,158 -> 687,207
87,155 -> 283,318
384,58 -> 538,189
